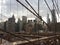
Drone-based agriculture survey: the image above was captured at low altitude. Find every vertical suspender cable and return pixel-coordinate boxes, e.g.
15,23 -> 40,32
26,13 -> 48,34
17,1 -> 18,19
10,0 -> 11,16
38,0 -> 40,44
55,0 -> 59,21
52,0 -> 55,9
25,0 -> 39,16
1,0 -> 2,22
38,0 -> 39,16
44,0 -> 51,12
0,0 -> 2,43
0,0 -> 33,43
0,0 -> 2,22
16,0 -> 49,31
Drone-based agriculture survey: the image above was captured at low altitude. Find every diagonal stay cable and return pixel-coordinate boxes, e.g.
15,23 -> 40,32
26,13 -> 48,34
55,0 -> 59,12
51,0 -> 56,9
44,0 -> 57,22
25,0 -> 39,16
16,0 -> 38,18
51,0 -> 59,21
54,0 -> 60,16
44,0 -> 59,17
44,0 -> 51,12
38,0 -> 40,16
16,0 -> 48,27
0,28 -> 32,43
51,0 -> 59,15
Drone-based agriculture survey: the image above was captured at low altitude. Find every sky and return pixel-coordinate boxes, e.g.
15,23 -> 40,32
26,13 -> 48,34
0,0 -> 60,22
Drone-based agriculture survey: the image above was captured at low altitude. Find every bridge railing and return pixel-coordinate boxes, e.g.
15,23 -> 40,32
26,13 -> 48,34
0,28 -> 60,45
16,35 -> 60,45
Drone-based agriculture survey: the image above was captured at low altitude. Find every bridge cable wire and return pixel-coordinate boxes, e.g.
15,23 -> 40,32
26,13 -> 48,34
51,0 -> 56,9
44,0 -> 59,22
16,0 -> 49,29
51,0 -> 59,18
25,0 -> 39,16
17,0 -> 18,19
38,0 -> 40,16
38,0 -> 40,44
0,0 -> 33,42
54,0 -> 60,20
10,0 -> 11,16
44,0 -> 51,12
1,0 -> 2,22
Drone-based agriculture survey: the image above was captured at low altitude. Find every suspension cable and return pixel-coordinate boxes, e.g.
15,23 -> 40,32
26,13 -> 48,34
51,0 -> 56,9
54,0 -> 60,18
1,0 -> 2,22
25,0 -> 39,16
0,0 -> 32,43
44,0 -> 51,12
52,0 -> 59,21
38,0 -> 40,16
16,0 -> 48,28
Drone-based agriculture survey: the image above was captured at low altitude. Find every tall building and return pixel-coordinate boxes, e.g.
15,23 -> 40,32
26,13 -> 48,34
33,19 -> 43,32
22,16 -> 27,23
16,18 -> 22,32
47,14 -> 50,24
51,9 -> 57,23
25,20 -> 34,33
22,16 -> 27,31
6,15 -> 15,32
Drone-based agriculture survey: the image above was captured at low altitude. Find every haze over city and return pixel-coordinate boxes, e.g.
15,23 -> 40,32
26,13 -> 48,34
0,0 -> 60,22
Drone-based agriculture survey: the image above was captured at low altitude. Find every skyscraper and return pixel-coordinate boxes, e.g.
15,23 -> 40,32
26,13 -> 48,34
51,9 -> 57,23
22,16 -> 27,31
47,13 -> 50,24
6,15 -> 15,32
22,16 -> 27,23
17,18 -> 22,32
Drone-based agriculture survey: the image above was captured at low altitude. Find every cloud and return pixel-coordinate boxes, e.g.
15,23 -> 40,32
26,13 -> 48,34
0,0 -> 60,22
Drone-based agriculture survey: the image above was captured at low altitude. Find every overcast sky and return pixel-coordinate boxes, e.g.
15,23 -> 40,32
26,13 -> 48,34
0,0 -> 60,22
